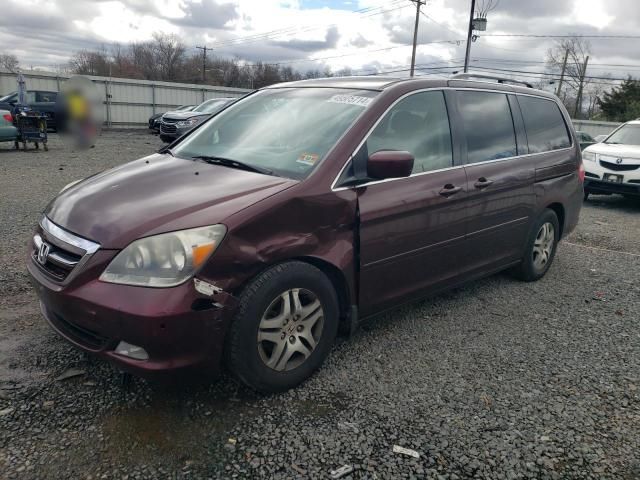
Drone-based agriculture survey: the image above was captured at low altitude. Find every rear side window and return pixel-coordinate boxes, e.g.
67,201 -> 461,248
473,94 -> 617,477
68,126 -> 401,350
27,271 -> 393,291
518,96 -> 571,153
36,92 -> 57,102
457,91 -> 517,163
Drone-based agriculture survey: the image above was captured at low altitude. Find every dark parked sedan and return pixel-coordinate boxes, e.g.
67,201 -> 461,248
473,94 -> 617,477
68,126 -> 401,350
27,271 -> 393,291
148,105 -> 194,133
29,76 -> 583,392
159,98 -> 235,142
0,90 -> 58,130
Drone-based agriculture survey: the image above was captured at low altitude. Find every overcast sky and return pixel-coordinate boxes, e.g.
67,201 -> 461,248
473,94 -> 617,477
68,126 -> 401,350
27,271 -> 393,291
2,0 -> 640,84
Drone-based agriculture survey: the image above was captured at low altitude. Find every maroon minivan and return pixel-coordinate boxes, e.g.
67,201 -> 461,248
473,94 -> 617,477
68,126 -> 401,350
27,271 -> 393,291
28,75 -> 583,392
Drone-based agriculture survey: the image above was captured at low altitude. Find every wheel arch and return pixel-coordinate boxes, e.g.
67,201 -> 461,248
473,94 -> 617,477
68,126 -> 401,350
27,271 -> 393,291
292,255 -> 353,332
545,202 -> 566,238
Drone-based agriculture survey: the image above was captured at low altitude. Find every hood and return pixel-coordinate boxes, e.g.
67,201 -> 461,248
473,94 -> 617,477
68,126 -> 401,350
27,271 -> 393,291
163,111 -> 208,121
585,143 -> 640,160
46,153 -> 297,248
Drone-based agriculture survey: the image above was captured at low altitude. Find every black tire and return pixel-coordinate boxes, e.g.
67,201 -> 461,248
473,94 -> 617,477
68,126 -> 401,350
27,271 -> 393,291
511,209 -> 560,282
225,261 -> 339,393
583,190 -> 589,201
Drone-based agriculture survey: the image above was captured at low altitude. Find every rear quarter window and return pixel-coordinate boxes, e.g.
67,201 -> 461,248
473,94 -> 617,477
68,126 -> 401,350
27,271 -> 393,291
517,96 -> 571,153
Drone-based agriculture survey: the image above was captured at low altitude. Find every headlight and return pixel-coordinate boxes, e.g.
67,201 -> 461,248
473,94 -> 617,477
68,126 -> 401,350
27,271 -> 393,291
100,225 -> 227,287
176,118 -> 200,127
60,179 -> 82,193
583,151 -> 597,162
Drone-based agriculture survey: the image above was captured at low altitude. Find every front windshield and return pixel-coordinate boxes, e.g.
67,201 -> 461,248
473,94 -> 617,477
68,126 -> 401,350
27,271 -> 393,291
605,124 -> 640,146
193,100 -> 226,113
173,88 -> 378,179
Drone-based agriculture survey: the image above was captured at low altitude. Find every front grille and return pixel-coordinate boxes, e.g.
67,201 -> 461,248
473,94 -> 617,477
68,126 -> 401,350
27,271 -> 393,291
49,310 -> 110,349
33,241 -> 82,281
162,117 -> 179,124
33,217 -> 101,285
161,123 -> 177,134
599,160 -> 640,172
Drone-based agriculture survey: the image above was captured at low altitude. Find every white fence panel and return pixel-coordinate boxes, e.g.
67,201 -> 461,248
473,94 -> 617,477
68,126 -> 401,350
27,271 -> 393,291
572,120 -> 622,138
0,69 -> 251,127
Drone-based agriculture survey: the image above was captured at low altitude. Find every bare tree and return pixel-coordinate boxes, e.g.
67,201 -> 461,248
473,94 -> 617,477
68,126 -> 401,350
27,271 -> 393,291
546,36 -> 591,118
69,48 -> 110,76
152,33 -> 185,81
584,76 -> 611,119
0,53 -> 19,72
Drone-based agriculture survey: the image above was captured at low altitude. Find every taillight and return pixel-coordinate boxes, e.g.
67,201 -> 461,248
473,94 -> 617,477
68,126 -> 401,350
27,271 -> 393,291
2,113 -> 12,122
578,161 -> 585,183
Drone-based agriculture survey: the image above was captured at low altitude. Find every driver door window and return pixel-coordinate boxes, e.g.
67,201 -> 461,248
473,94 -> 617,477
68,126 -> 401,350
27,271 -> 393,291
364,91 -> 453,174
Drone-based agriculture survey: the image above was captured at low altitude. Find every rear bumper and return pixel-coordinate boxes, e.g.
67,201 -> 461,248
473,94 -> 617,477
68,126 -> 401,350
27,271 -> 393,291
584,178 -> 640,196
28,258 -> 238,379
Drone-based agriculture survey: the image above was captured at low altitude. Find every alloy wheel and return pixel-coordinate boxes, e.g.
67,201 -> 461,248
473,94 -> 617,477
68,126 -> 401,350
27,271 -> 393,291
257,288 -> 324,372
532,222 -> 555,271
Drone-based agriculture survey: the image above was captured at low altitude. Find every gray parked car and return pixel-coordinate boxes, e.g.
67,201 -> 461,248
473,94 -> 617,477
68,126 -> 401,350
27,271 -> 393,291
159,98 -> 235,142
148,105 -> 195,133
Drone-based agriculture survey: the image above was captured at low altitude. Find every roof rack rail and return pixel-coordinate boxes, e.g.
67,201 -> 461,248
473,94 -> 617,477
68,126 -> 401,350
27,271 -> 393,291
451,73 -> 533,89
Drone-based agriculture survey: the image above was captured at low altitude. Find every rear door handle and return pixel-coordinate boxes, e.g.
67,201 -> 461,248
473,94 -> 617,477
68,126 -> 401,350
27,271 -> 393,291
474,177 -> 494,189
439,184 -> 463,197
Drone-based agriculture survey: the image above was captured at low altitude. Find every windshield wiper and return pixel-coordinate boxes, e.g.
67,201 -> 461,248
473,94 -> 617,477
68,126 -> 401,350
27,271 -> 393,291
191,155 -> 273,176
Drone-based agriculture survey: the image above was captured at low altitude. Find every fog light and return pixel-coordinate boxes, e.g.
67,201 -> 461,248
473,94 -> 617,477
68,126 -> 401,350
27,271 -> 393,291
114,341 -> 149,360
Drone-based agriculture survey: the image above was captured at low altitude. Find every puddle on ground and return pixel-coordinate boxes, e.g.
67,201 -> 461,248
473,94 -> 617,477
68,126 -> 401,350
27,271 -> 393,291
101,387 -> 260,467
0,302 -> 48,390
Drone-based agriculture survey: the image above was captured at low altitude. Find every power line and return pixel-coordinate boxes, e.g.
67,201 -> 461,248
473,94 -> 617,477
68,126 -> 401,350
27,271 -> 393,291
242,40 -> 465,68
469,64 -> 634,82
419,10 -> 462,38
468,65 -> 631,87
480,34 -> 640,39
205,0 -> 410,50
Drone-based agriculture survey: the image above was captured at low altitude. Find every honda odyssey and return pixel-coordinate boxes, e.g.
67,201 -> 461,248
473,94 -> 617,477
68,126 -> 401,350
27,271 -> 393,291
28,75 -> 583,392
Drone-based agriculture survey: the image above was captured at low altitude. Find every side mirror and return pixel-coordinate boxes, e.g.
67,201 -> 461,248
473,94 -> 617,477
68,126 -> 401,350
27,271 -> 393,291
367,150 -> 414,180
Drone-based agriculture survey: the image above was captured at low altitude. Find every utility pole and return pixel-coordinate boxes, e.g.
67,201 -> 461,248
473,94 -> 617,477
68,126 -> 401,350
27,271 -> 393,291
410,0 -> 426,77
463,0 -> 476,73
195,46 -> 209,83
574,55 -> 589,118
555,48 -> 569,97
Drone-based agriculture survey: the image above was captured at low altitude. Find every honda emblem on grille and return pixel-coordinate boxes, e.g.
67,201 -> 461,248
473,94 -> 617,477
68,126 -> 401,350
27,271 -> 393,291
37,242 -> 50,265
616,157 -> 623,164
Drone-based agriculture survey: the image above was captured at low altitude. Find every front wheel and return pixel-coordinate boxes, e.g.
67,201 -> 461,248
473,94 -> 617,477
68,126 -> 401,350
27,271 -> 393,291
511,209 -> 560,282
225,261 -> 339,393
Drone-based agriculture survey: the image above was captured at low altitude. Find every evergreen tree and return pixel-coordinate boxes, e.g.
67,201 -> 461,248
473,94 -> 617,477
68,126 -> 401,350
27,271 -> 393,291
598,77 -> 640,121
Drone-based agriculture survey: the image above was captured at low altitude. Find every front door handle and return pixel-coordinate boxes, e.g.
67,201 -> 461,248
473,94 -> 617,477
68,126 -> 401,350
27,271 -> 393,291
439,184 -> 463,197
474,177 -> 494,189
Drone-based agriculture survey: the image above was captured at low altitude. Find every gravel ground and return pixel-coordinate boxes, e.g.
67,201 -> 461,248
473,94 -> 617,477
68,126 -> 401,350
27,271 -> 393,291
1,131 -> 639,479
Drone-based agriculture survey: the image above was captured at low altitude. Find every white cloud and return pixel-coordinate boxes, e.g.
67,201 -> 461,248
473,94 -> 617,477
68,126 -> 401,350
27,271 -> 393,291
0,0 -> 638,80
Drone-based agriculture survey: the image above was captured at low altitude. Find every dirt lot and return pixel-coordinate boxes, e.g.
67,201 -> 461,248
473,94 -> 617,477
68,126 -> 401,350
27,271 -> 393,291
1,131 -> 639,479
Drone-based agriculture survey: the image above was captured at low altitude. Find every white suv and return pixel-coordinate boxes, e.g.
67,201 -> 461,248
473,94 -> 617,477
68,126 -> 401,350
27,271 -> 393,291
583,120 -> 640,200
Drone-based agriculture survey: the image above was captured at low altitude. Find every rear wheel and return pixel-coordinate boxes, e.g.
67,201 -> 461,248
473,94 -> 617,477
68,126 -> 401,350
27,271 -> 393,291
225,261 -> 339,393
512,209 -> 560,282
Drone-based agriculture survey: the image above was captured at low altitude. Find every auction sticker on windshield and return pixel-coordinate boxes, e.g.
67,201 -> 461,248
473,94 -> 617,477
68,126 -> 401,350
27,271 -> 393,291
327,94 -> 373,107
297,153 -> 320,166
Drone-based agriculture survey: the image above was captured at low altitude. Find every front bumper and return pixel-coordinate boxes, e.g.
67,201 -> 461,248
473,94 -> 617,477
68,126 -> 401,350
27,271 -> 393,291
159,124 -> 196,140
584,177 -> 640,197
28,248 -> 238,379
